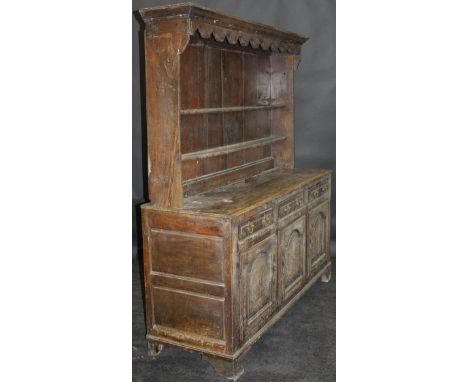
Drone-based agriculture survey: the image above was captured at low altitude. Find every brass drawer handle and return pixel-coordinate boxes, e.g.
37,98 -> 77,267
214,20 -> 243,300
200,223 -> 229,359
245,221 -> 255,235
261,214 -> 272,227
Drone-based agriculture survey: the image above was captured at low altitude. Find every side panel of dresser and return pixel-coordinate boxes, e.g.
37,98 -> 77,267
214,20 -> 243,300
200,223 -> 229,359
143,19 -> 190,208
141,207 -> 235,357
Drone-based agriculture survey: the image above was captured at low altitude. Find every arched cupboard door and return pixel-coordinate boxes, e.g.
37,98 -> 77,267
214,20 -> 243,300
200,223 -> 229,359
307,201 -> 330,279
239,235 -> 277,341
278,215 -> 306,303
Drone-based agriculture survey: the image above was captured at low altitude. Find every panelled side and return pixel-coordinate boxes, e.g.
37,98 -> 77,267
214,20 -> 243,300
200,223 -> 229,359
142,207 -> 233,356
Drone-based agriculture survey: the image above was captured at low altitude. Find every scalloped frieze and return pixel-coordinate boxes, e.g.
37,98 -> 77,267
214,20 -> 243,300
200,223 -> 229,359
192,22 -> 301,54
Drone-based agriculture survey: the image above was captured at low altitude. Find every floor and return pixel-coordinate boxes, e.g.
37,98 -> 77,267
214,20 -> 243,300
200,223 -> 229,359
132,250 -> 335,382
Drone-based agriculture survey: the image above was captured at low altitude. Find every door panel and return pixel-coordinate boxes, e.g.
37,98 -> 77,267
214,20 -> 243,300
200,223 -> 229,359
307,201 -> 330,278
240,235 -> 277,341
279,215 -> 306,303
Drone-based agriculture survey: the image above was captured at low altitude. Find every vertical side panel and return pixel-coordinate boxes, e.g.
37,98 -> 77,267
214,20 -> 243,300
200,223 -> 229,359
224,219 -> 236,354
270,54 -> 298,169
141,208 -> 155,332
144,20 -> 189,208
142,207 -> 232,354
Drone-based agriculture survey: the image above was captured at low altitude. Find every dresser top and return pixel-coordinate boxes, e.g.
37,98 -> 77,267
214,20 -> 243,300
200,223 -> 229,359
139,2 -> 308,54
142,169 -> 330,216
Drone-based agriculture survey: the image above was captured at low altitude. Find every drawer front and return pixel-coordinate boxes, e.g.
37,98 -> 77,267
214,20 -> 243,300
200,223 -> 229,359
307,177 -> 330,204
278,191 -> 305,219
238,208 -> 274,240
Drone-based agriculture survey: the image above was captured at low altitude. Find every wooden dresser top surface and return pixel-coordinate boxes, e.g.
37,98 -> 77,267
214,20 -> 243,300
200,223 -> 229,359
143,169 -> 330,216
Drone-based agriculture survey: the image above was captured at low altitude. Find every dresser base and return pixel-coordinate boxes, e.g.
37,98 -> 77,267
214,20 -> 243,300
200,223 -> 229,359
146,261 -> 331,379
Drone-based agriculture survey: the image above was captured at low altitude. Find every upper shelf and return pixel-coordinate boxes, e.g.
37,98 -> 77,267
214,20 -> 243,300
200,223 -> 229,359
139,3 -> 308,55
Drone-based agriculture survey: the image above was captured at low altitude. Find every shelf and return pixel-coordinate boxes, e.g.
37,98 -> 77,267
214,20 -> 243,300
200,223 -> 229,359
181,135 -> 287,161
183,157 -> 275,197
180,103 -> 286,115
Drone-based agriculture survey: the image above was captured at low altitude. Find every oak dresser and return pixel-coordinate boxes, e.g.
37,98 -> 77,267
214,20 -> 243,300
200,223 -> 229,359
138,3 -> 332,380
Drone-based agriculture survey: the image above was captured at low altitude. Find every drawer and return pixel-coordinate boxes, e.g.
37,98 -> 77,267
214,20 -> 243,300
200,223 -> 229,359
238,207 -> 274,240
278,191 -> 305,219
307,177 -> 330,204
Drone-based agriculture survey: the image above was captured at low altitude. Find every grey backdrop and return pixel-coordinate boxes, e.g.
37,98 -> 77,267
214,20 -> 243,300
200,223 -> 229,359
132,0 -> 336,258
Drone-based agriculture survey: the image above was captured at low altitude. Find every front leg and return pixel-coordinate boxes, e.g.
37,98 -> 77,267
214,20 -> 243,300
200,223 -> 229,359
320,263 -> 332,283
147,340 -> 164,359
203,355 -> 244,381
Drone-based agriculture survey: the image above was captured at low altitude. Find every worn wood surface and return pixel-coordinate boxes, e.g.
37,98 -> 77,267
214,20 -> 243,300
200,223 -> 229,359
182,168 -> 330,215
138,3 -> 330,380
143,19 -> 190,208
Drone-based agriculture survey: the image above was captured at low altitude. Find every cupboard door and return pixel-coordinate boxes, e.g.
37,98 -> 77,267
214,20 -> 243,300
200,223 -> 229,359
279,215 -> 306,303
240,235 -> 277,341
307,201 -> 330,278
